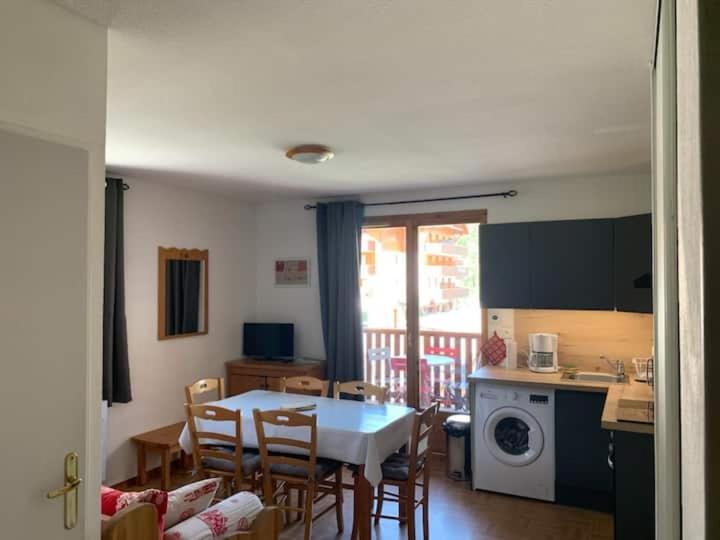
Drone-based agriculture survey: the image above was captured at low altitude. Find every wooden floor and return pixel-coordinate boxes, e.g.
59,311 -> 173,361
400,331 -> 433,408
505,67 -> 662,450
120,462 -> 613,540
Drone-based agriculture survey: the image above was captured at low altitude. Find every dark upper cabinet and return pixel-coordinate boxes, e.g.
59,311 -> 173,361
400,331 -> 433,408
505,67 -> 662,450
555,390 -> 613,512
614,213 -> 653,313
529,219 -> 615,310
480,223 -> 531,308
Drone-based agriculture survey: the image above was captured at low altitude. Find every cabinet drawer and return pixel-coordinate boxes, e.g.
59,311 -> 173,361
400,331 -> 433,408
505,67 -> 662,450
265,377 -> 283,392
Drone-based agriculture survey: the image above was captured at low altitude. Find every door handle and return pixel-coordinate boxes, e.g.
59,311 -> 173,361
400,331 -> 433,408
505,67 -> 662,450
46,452 -> 81,529
47,477 -> 82,499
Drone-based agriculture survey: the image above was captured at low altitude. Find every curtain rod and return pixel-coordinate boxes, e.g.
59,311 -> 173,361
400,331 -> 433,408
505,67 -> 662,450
105,177 -> 130,191
303,189 -> 518,210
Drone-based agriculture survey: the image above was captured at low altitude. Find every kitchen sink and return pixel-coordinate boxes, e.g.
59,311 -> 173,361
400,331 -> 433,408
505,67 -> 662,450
562,371 -> 626,383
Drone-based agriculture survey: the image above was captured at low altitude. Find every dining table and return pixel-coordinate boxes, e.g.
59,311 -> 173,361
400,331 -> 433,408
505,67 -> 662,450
178,389 -> 416,539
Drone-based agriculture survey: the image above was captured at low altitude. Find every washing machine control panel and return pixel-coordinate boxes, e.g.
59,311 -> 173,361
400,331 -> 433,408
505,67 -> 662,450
476,384 -> 554,408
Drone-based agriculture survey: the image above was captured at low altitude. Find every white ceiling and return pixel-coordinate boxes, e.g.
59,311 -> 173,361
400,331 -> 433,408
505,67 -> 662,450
100,0 -> 656,199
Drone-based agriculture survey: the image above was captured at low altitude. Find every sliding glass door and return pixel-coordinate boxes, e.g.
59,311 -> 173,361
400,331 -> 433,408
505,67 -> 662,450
417,222 -> 482,411
360,211 -> 486,411
360,225 -> 408,404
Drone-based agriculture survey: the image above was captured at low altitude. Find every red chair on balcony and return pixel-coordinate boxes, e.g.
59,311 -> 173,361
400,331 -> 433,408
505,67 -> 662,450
389,357 -> 432,405
424,346 -> 459,408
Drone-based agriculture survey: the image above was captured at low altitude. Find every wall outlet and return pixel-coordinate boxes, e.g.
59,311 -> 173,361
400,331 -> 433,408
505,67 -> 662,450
498,327 -> 514,339
487,309 -> 515,339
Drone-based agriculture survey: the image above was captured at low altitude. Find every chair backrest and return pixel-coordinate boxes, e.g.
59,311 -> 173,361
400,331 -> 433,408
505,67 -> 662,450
390,357 -> 407,372
185,377 -> 225,405
102,503 -> 159,540
280,376 -> 329,397
333,380 -> 388,404
185,404 -> 243,480
424,346 -> 459,358
253,409 -> 318,483
408,402 -> 440,479
367,347 -> 391,363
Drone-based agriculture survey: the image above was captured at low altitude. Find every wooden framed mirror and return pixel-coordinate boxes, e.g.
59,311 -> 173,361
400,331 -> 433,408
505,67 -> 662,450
158,247 -> 209,340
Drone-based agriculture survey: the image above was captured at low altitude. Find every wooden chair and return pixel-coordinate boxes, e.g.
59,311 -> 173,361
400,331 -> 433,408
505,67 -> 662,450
333,380 -> 388,539
280,376 -> 329,397
370,402 -> 440,540
333,380 -> 388,404
185,377 -> 225,404
185,404 -> 261,495
101,503 -> 159,540
253,408 -> 344,540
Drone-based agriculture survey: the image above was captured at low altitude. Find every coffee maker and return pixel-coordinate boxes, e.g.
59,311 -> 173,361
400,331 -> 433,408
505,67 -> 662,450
528,333 -> 559,373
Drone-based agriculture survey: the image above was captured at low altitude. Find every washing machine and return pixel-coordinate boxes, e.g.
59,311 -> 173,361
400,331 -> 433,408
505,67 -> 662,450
472,381 -> 555,501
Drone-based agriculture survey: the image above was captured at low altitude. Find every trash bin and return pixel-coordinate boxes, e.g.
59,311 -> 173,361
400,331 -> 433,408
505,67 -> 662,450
442,414 -> 471,481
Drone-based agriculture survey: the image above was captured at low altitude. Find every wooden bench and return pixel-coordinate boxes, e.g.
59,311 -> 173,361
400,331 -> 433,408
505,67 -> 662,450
130,422 -> 189,491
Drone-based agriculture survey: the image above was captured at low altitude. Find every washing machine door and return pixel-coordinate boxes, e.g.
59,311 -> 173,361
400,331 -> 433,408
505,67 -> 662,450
483,406 -> 544,467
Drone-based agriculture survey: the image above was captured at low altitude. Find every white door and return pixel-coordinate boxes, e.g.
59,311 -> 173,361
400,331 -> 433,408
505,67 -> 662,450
0,128 -> 93,538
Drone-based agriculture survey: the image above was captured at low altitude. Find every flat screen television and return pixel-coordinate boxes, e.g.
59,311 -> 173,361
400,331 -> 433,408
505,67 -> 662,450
243,323 -> 294,360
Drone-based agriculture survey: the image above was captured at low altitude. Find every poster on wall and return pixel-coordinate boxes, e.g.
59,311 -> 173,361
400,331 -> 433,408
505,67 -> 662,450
275,258 -> 310,287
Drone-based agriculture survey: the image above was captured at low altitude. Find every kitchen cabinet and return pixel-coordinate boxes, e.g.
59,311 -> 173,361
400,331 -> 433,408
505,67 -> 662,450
555,390 -> 613,511
614,213 -> 653,313
613,431 -> 655,540
480,223 -> 532,308
480,215 -> 653,312
530,219 -> 615,310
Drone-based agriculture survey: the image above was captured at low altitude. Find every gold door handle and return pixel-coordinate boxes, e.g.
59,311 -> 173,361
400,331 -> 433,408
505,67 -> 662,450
46,477 -> 82,499
46,452 -> 81,529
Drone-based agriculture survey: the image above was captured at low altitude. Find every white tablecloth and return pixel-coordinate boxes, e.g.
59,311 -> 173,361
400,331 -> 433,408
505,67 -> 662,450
178,390 -> 416,486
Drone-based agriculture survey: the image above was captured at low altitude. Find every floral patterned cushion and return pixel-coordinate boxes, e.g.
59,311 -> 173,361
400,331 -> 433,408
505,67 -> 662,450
101,486 -> 169,531
165,478 -> 222,529
162,492 -> 263,540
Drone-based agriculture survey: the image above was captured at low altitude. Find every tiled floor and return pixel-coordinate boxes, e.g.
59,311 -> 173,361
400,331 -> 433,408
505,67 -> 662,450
123,462 -> 613,540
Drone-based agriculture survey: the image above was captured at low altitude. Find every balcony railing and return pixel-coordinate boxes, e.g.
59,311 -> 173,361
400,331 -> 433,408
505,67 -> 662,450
362,327 -> 483,411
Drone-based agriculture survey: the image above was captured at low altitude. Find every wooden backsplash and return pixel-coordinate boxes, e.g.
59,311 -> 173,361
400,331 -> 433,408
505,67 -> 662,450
513,309 -> 653,371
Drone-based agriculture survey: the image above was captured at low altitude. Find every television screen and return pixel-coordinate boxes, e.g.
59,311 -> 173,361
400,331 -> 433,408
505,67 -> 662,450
243,323 -> 294,360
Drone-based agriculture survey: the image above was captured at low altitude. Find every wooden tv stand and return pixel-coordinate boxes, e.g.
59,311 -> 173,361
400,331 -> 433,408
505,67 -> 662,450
226,358 -> 325,396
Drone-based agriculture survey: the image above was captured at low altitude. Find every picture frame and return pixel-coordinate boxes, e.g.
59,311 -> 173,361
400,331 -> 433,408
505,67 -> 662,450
274,258 -> 310,287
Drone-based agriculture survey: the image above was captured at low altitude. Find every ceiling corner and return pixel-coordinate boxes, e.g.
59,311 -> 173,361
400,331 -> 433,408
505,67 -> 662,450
51,0 -> 113,26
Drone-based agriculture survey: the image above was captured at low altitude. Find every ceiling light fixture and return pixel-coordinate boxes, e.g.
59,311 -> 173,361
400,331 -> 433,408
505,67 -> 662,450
286,144 -> 335,164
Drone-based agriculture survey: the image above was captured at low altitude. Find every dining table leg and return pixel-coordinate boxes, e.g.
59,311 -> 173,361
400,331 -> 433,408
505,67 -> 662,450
355,465 -> 372,540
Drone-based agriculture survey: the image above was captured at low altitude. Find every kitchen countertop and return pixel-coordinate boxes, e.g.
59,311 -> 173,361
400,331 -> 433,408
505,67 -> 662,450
468,366 -> 654,434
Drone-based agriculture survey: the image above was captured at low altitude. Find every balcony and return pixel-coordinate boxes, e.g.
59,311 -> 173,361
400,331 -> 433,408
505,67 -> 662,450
362,327 -> 483,411
441,287 -> 470,300
423,242 -> 468,257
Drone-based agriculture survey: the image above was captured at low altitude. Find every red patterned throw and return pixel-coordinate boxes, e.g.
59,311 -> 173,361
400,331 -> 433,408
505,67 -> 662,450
481,332 -> 507,366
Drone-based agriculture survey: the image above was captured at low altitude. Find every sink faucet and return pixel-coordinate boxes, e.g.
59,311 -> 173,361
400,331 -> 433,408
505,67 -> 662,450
600,356 -> 625,379
615,360 -> 625,378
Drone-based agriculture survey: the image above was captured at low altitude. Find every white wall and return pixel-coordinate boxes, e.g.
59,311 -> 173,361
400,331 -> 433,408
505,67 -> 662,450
0,1 -> 107,535
105,178 -> 256,485
254,173 -> 651,360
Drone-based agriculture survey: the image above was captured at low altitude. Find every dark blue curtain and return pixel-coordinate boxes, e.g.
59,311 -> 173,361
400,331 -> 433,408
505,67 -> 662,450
316,201 -> 365,387
103,178 -> 131,405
